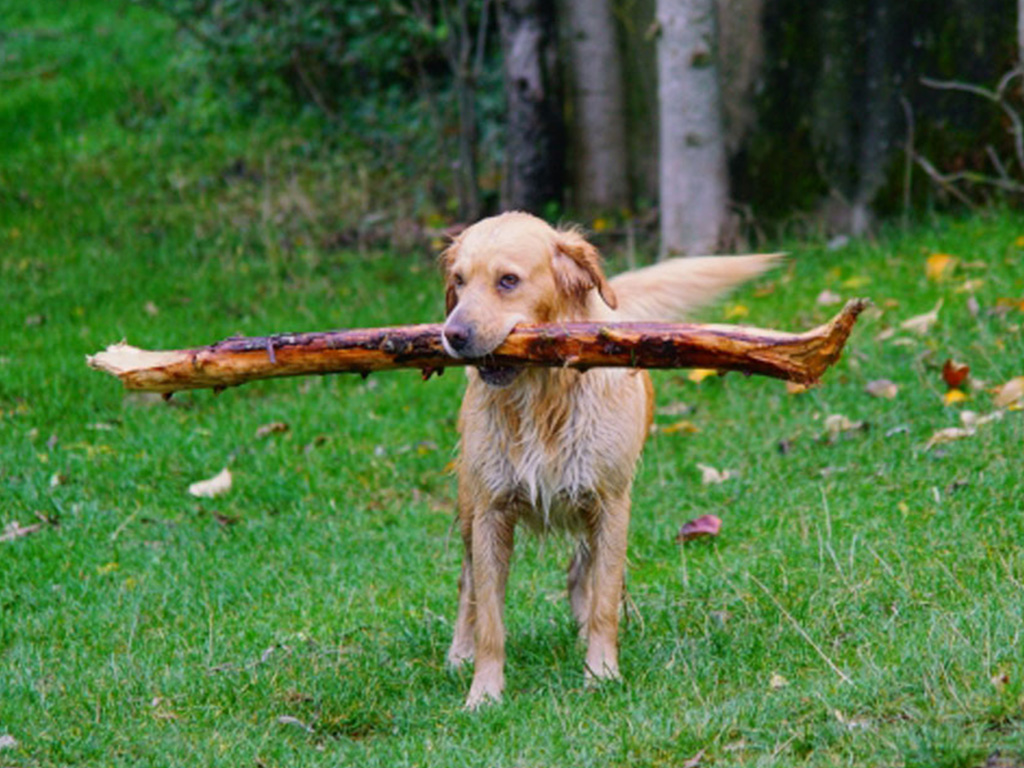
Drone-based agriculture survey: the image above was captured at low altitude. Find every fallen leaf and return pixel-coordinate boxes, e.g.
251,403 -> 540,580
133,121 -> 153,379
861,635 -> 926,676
255,421 -> 290,439
925,252 -> 957,281
842,275 -> 871,289
144,300 -> 160,316
0,734 -> 17,750
676,514 -> 722,542
682,749 -> 705,768
0,512 -> 57,542
786,381 -> 809,395
834,709 -> 872,730
688,369 -> 717,383
943,389 -> 968,406
923,427 -> 973,451
188,467 -> 232,498
995,297 -> 1024,313
816,289 -> 843,306
960,410 -> 1004,429
954,278 -> 984,293
942,359 -> 970,390
656,401 -> 692,417
724,303 -> 749,320
900,300 -> 943,335
824,414 -> 866,440
661,420 -> 700,435
769,672 -> 790,689
697,463 -> 736,484
993,376 -> 1024,408
865,379 -> 898,399
212,511 -> 240,526
277,715 -> 314,733
874,327 -> 897,342
966,295 -> 980,317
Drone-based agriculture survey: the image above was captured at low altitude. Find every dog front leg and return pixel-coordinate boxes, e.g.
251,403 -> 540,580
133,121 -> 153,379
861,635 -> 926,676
584,493 -> 630,682
448,546 -> 476,668
465,506 -> 515,708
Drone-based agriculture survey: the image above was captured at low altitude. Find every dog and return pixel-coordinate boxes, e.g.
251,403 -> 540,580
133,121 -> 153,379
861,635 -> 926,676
440,211 -> 778,707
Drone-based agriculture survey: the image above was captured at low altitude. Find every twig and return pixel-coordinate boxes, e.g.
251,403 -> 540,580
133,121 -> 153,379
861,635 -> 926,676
922,75 -> 1024,174
750,574 -> 853,685
986,144 -> 1011,182
913,153 -> 978,208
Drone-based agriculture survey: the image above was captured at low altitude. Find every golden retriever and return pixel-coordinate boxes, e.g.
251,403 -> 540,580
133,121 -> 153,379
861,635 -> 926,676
440,211 -> 778,708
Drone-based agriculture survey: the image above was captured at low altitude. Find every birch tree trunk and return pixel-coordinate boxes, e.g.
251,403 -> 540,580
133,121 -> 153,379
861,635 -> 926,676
562,0 -> 629,213
499,0 -> 565,214
657,0 -> 729,257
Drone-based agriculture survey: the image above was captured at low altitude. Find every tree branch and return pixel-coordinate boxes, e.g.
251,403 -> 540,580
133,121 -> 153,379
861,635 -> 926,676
87,300 -> 868,394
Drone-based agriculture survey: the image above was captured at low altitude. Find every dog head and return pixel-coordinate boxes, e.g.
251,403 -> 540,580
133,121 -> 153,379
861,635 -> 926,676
439,212 -> 616,384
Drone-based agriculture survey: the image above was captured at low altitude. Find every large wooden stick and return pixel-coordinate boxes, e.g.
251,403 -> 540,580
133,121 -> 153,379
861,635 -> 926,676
87,299 -> 867,394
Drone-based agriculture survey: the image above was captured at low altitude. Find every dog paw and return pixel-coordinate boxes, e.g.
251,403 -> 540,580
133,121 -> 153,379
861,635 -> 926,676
583,656 -> 621,685
464,666 -> 504,709
446,648 -> 474,670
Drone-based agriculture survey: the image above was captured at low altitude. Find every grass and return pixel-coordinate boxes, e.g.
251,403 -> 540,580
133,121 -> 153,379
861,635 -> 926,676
2,2 -> 1024,765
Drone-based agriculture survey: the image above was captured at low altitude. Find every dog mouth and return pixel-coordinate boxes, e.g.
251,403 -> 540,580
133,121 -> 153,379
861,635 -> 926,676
476,365 -> 521,387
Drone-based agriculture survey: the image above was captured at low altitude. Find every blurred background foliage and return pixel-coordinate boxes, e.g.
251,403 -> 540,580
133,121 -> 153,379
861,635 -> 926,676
108,0 -> 1024,247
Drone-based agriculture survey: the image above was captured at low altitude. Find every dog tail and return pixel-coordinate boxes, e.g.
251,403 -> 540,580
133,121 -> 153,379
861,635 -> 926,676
606,253 -> 783,321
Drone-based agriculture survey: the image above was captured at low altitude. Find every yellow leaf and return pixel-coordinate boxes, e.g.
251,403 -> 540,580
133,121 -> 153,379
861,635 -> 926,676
943,389 -> 968,405
688,369 -> 717,383
592,217 -> 609,233
724,303 -> 749,320
98,562 -> 119,574
1015,235 -> 1024,248
926,253 -> 958,281
662,420 -> 700,435
842,275 -> 871,289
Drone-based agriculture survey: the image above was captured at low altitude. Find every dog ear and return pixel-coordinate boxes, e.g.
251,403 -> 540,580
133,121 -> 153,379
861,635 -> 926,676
438,241 -> 459,316
553,228 -> 618,310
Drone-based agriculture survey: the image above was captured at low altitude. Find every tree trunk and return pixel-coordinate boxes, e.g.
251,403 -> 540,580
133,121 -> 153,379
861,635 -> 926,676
87,300 -> 867,394
498,0 -> 565,214
657,0 -> 729,257
1018,0 -> 1023,68
562,0 -> 629,214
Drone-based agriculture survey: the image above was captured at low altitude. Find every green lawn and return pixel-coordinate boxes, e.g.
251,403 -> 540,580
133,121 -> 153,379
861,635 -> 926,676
2,2 -> 1024,766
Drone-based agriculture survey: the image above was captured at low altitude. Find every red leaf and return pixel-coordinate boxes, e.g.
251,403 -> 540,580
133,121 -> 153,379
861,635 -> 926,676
676,514 -> 722,543
942,359 -> 970,390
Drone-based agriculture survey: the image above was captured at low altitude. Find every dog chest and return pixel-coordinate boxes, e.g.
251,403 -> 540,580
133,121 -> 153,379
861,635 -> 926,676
460,369 -> 647,527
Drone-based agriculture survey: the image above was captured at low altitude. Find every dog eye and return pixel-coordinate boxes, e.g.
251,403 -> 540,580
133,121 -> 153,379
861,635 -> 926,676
498,274 -> 520,290
453,274 -> 465,288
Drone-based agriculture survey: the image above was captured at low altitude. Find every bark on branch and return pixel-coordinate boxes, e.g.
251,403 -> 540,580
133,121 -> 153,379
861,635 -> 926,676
87,299 -> 868,394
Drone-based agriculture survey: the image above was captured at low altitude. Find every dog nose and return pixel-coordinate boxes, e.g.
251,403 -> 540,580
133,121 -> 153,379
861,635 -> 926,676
444,322 -> 472,354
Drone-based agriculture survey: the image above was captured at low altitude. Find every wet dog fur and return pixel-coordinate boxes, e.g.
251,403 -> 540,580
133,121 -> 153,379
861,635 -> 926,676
440,211 -> 778,707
